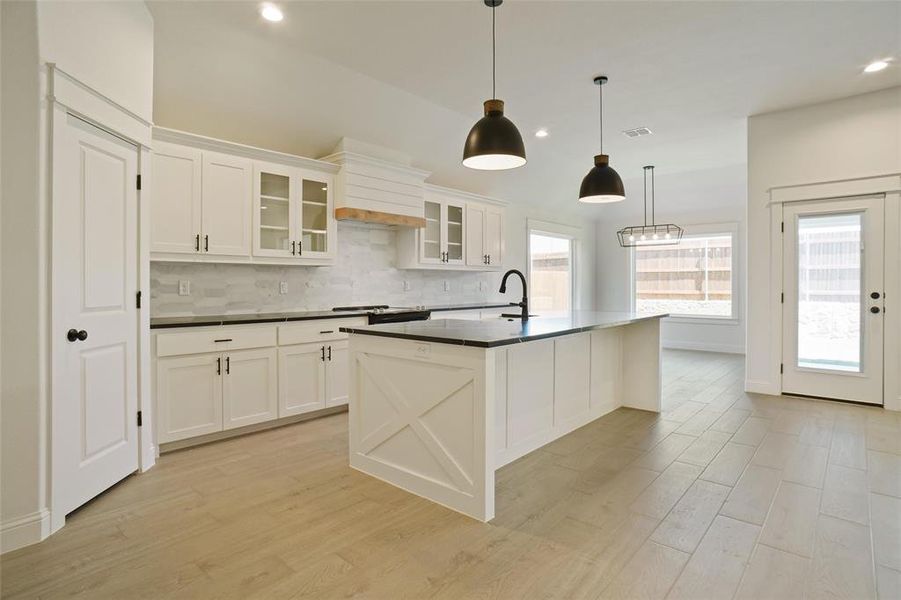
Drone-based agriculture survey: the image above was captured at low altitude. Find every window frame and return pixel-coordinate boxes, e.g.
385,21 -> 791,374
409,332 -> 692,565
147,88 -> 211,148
630,221 -> 740,324
527,219 -> 580,313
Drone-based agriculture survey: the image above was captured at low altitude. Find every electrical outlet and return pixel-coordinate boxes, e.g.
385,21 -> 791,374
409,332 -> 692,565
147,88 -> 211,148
479,281 -> 486,292
444,280 -> 450,292
178,280 -> 190,296
279,281 -> 288,295
403,280 -> 411,292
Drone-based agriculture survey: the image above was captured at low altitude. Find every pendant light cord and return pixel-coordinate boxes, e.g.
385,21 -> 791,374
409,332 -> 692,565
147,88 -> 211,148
492,3 -> 496,99
598,81 -> 603,154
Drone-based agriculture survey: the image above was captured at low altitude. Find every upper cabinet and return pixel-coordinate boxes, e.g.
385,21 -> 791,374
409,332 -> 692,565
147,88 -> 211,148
398,185 -> 506,271
150,129 -> 338,265
252,162 -> 335,260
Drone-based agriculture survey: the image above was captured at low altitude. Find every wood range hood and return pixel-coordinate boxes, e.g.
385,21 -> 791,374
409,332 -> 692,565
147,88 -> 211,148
321,139 -> 431,228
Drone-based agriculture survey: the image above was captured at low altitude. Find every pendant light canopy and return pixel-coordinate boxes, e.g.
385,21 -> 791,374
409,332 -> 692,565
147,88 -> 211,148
617,166 -> 683,247
579,76 -> 625,203
462,0 -> 526,170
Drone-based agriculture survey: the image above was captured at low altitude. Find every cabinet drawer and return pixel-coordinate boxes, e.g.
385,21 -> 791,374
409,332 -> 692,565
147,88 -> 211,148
278,317 -> 367,346
156,325 -> 277,357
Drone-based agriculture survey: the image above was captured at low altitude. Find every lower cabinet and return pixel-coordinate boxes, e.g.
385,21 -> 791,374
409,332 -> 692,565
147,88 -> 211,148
278,342 -> 326,416
278,339 -> 349,417
157,353 -> 223,443
223,347 -> 278,430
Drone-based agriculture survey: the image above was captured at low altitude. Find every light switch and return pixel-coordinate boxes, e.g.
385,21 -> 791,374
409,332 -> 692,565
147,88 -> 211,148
403,280 -> 411,292
178,280 -> 190,296
279,281 -> 288,295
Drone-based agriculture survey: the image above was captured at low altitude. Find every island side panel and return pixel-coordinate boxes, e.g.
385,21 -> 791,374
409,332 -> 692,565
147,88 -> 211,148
347,334 -> 495,521
620,318 -> 663,412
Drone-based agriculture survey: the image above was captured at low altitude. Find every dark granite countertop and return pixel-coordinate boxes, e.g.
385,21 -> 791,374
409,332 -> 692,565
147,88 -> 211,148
149,302 -> 513,330
340,311 -> 669,348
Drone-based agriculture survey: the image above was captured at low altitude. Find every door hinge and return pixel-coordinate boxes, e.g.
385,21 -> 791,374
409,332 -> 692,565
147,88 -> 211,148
780,292 -> 784,304
780,363 -> 784,374
137,411 -> 143,427
136,290 -> 142,309
136,174 -> 142,191
781,221 -> 784,233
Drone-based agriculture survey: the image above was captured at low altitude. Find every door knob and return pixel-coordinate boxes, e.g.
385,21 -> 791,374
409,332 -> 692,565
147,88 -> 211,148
870,306 -> 881,314
67,329 -> 88,342
871,292 -> 881,299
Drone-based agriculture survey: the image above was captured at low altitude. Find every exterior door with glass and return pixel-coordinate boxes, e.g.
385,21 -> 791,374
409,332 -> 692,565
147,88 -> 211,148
782,196 -> 885,405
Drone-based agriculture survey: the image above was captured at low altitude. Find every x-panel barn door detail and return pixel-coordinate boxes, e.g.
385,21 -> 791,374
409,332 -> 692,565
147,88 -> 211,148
349,347 -> 494,521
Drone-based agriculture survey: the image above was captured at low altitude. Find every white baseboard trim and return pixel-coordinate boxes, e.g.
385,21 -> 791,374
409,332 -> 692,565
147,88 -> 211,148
1,509 -> 50,554
745,379 -> 780,395
662,340 -> 745,354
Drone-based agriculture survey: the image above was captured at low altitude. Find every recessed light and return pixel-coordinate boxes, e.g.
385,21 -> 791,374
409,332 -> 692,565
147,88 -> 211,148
535,128 -> 549,138
864,59 -> 890,73
260,3 -> 283,22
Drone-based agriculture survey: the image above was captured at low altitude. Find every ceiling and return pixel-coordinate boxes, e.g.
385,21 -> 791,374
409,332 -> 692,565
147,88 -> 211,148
147,1 -> 900,221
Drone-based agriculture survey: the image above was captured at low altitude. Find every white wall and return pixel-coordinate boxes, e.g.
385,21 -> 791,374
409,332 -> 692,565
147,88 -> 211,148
596,167 -> 747,353
0,0 -> 154,553
36,0 -> 154,122
746,86 -> 901,394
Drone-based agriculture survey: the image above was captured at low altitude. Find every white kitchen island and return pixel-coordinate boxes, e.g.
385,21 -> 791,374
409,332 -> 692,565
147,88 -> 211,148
340,311 -> 667,521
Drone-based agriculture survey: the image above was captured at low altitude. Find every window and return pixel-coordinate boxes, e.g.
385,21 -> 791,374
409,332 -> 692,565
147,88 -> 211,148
634,228 -> 736,319
529,231 -> 573,315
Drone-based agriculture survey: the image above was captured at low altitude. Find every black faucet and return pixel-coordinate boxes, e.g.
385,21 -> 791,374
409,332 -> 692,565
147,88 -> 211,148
499,269 -> 529,322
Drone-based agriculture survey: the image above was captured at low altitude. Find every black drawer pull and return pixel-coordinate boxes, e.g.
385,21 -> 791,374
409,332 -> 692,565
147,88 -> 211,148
319,330 -> 334,334
213,338 -> 233,343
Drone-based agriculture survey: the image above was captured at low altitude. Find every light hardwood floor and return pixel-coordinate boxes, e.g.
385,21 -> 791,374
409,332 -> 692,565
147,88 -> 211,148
3,350 -> 900,599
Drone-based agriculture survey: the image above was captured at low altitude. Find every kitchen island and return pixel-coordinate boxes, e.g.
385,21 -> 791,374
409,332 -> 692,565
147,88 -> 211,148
340,311 -> 667,521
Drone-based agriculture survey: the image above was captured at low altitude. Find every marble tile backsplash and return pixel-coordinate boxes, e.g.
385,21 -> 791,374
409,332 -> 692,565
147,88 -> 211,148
150,222 -> 506,316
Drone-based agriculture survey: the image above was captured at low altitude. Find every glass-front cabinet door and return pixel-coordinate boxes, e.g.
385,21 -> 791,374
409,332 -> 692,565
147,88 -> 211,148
253,163 -> 297,258
420,199 -> 444,264
298,175 -> 332,258
444,201 -> 465,264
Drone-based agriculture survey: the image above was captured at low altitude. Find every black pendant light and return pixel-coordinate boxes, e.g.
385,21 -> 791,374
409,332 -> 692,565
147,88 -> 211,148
462,0 -> 526,170
616,166 -> 683,247
579,76 -> 625,203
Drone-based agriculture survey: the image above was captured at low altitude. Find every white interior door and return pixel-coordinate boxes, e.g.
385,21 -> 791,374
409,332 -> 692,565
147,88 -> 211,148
52,113 -> 139,518
782,196 -> 885,405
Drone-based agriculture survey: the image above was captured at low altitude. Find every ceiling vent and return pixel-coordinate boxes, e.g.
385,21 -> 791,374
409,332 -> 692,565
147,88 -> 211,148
622,127 -> 653,138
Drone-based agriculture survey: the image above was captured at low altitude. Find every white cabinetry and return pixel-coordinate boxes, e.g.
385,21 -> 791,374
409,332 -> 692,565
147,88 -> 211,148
201,151 -> 253,256
278,342 -> 326,417
465,203 -> 504,267
222,347 -> 278,430
253,163 -> 336,260
156,354 -> 223,442
150,142 -> 202,254
153,317 -> 365,446
151,128 -> 339,265
398,185 -> 506,271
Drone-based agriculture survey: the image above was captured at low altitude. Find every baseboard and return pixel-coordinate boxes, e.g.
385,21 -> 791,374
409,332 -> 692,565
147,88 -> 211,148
662,340 -> 745,354
1,509 -> 51,554
745,379 -> 780,395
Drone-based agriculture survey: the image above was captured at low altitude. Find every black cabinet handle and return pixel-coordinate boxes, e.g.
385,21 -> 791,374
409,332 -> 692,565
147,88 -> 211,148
320,346 -> 325,361
213,338 -> 232,343
66,329 -> 88,342
195,234 -> 200,252
298,241 -> 302,256
319,330 -> 334,334
488,254 -> 491,264
217,357 -> 221,375
225,356 -> 230,374
292,241 -> 296,255
327,345 -> 332,361
204,235 -> 209,252
871,306 -> 881,314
